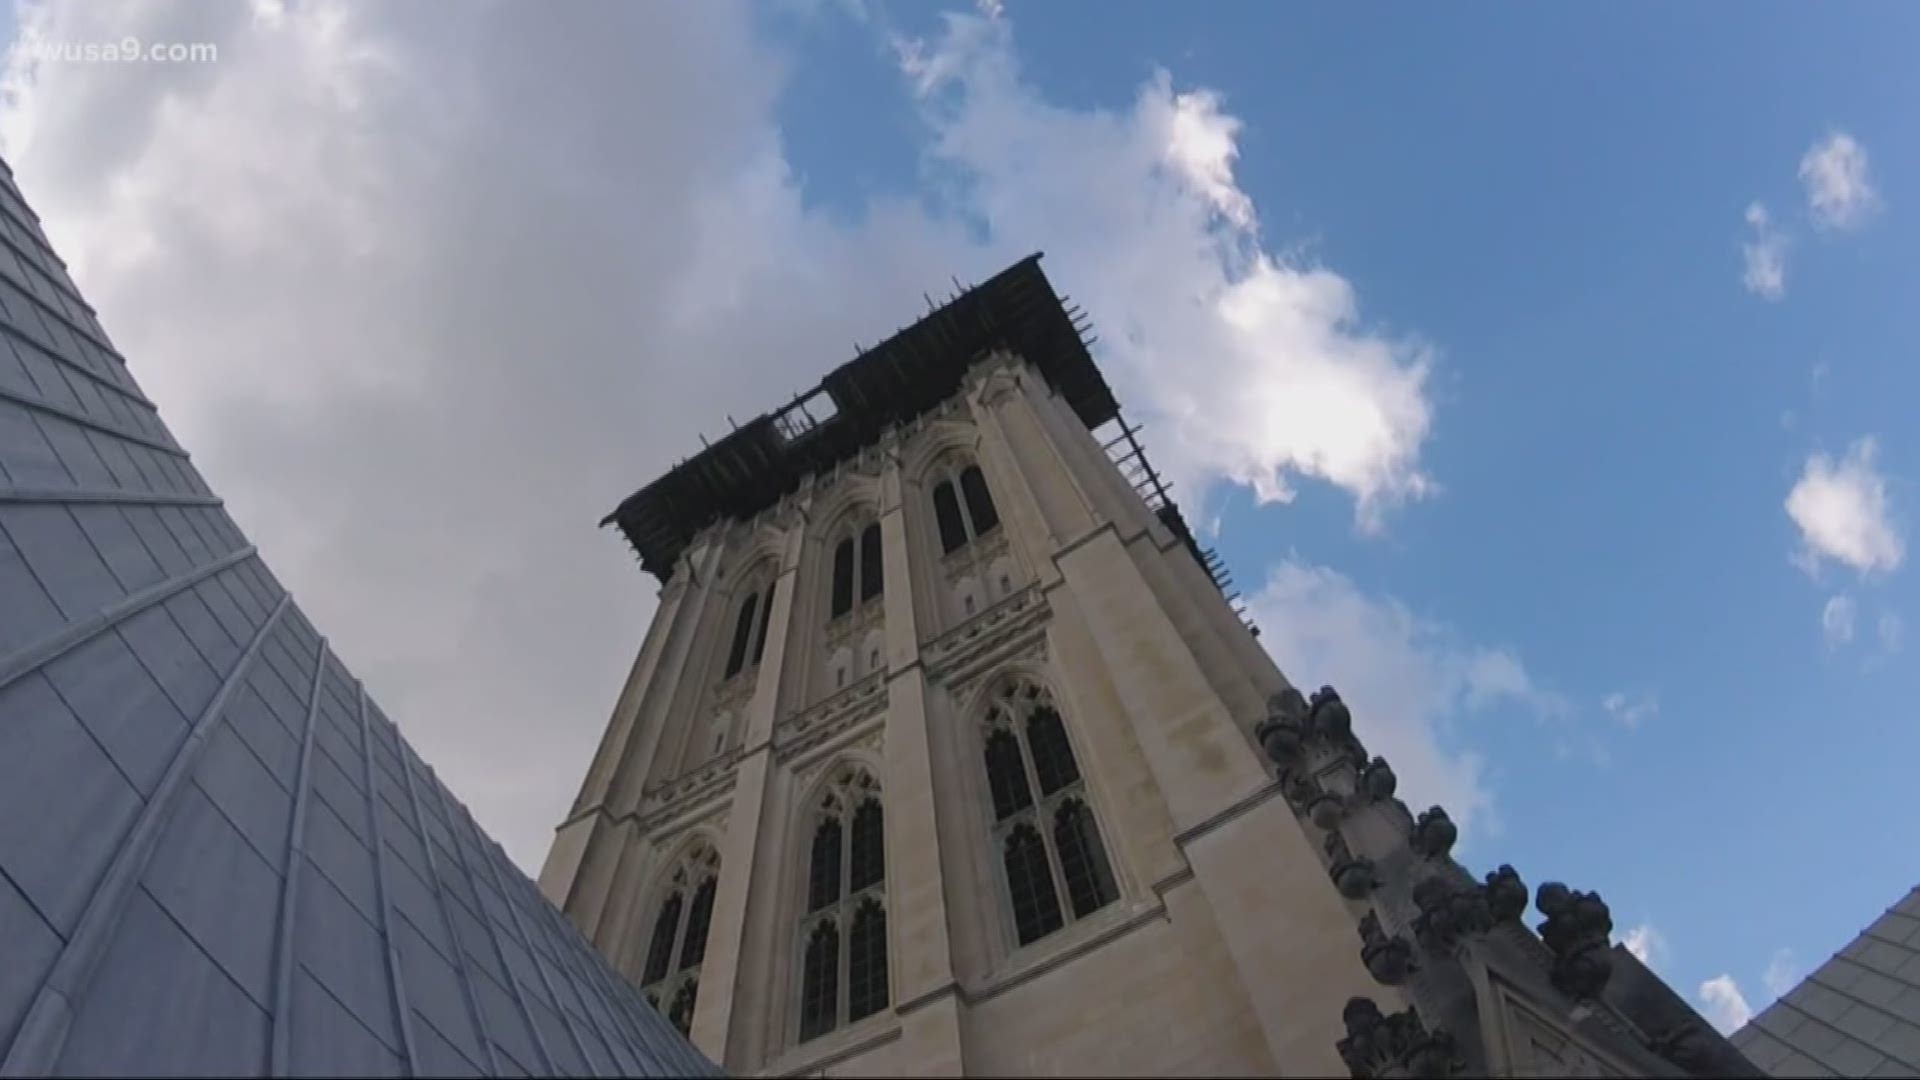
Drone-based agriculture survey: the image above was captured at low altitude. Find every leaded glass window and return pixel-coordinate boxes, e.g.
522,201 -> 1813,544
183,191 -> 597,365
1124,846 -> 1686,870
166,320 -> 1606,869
795,768 -> 888,1043
978,682 -> 1116,949
639,843 -> 721,1037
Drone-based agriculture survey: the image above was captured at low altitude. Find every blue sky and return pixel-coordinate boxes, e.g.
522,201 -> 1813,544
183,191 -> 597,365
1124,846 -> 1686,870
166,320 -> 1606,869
3,0 -> 1914,1035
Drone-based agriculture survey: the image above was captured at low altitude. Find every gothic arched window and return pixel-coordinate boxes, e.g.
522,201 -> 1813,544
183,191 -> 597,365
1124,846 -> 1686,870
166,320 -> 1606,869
859,523 -> 884,602
638,843 -> 722,1037
829,519 -> 886,621
979,682 -> 1116,946
831,539 -> 856,618
722,567 -> 779,681
932,480 -> 968,554
960,465 -> 998,536
929,459 -> 1000,556
752,578 -> 776,665
796,768 -> 889,1043
724,591 -> 759,678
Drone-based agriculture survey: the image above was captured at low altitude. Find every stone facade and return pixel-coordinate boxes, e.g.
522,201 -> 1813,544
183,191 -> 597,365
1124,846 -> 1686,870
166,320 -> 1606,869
544,277 -> 1763,1078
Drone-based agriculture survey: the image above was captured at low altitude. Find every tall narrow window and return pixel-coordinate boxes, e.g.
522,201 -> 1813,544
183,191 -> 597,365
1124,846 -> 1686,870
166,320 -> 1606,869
983,728 -> 1033,821
979,682 -> 1116,949
849,800 -> 885,892
831,539 -> 855,619
807,816 -> 842,913
932,481 -> 967,554
828,518 -> 885,628
930,460 -> 1001,559
847,899 -> 889,1023
679,877 -> 718,971
725,591 -> 759,678
751,580 -> 775,665
1053,799 -> 1117,918
639,844 -> 721,1036
858,523 -> 884,602
668,979 -> 699,1037
642,892 -> 683,986
795,769 -> 888,1043
1002,824 -> 1064,946
1026,706 -> 1080,796
960,465 -> 999,536
799,922 -> 839,1042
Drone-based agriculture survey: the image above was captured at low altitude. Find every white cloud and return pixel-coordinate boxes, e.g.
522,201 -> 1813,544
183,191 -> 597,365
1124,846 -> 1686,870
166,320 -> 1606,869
1764,948 -> 1800,999
899,14 -> 1438,532
1741,201 -> 1787,301
1699,974 -> 1754,1034
1787,438 -> 1905,578
1822,594 -> 1858,648
1620,923 -> 1667,969
1,1 -> 1444,868
1248,559 -> 1575,844
1601,690 -> 1658,730
1799,131 -> 1881,231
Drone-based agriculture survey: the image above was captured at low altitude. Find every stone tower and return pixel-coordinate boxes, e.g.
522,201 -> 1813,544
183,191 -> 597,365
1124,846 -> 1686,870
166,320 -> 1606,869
541,256 -> 1759,1078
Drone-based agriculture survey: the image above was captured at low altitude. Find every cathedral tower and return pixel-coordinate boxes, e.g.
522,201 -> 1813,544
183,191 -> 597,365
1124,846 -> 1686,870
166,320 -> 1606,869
541,256 -> 1757,1079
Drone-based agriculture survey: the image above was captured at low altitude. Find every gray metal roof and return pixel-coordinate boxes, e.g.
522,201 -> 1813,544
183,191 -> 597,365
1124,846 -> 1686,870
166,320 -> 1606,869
0,154 -> 718,1077
1731,886 -> 1920,1078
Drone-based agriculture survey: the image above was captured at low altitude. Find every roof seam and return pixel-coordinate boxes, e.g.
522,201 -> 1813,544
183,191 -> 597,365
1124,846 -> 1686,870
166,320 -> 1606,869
0,381 -> 185,458
460,803 -> 598,1072
510,887 -> 619,1072
0,589 -> 290,1076
268,634 -> 330,1076
0,544 -> 257,693
132,877 -> 272,1017
355,679 -> 423,1075
396,731 -> 501,1078
0,485 -> 221,509
426,767 -> 562,1074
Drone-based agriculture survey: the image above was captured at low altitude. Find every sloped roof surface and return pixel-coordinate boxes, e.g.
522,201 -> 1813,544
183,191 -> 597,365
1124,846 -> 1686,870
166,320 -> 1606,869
0,155 -> 718,1077
1731,886 -> 1920,1078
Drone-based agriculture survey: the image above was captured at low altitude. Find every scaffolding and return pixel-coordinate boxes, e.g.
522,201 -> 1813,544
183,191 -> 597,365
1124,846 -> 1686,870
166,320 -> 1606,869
1099,412 -> 1259,638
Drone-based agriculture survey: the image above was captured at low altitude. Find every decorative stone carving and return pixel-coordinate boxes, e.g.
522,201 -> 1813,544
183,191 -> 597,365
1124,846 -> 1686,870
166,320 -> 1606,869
922,583 -> 1045,681
775,669 -> 888,763
938,528 -> 1011,586
954,639 -> 1049,707
1411,807 -> 1458,861
1483,865 -> 1529,924
705,660 -> 758,718
1256,689 -> 1309,765
1535,882 -> 1615,1001
1360,911 -> 1418,986
1327,832 -> 1377,899
1359,756 -> 1398,802
641,754 -> 741,818
1410,875 -> 1493,953
1310,685 -> 1352,741
1308,788 -> 1349,830
973,363 -> 1024,409
1646,1019 -> 1715,1073
823,590 -> 886,641
1281,771 -> 1319,814
637,755 -> 742,835
1337,997 -> 1463,1079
